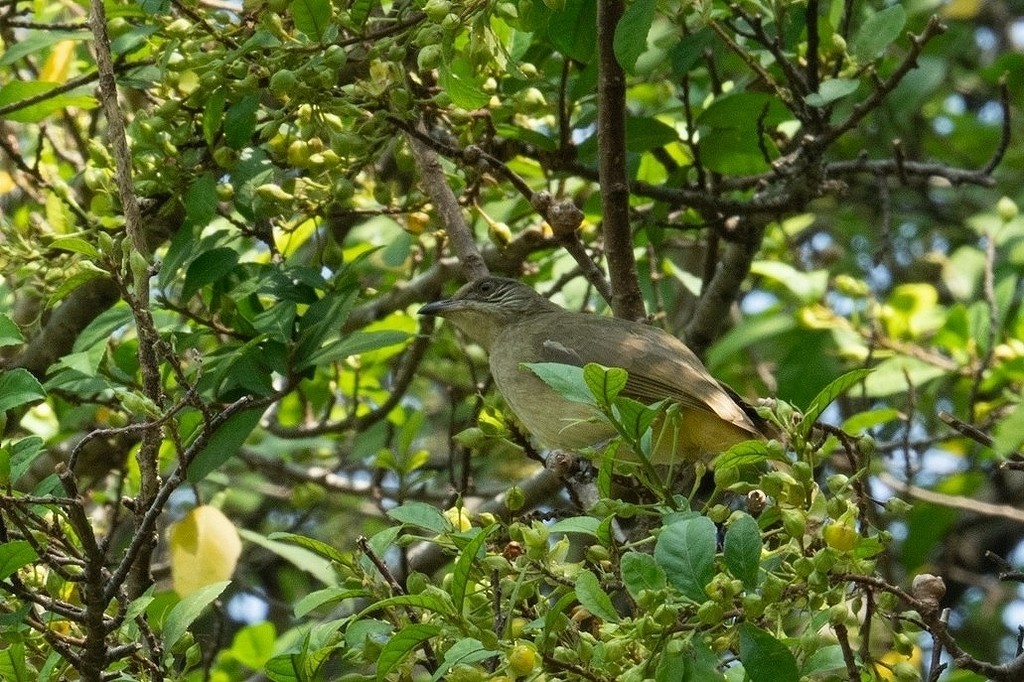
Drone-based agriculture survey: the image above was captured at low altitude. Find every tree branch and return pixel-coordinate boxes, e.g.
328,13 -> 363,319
597,0 -> 645,321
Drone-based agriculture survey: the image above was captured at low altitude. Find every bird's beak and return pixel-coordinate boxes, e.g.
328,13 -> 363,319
418,298 -> 461,317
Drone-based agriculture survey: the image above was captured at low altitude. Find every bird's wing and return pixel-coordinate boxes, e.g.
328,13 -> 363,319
532,312 -> 759,434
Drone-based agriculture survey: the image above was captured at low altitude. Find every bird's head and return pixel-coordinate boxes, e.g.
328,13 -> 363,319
419,276 -> 559,349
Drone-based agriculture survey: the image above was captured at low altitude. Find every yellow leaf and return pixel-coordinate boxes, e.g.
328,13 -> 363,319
39,41 -> 77,84
169,506 -> 242,597
941,0 -> 980,19
0,171 -> 14,194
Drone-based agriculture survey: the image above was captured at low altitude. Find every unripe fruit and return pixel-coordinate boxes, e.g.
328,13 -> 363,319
997,196 -> 1019,222
823,522 -> 858,552
423,0 -> 452,21
507,643 -> 536,677
418,44 -> 443,71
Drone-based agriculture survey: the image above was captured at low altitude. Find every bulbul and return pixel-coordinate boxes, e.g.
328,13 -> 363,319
420,276 -> 763,462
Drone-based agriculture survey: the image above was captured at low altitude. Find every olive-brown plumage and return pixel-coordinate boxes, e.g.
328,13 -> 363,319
420,277 -> 762,462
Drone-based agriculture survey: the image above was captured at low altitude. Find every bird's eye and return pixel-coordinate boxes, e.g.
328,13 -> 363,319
478,280 -> 495,295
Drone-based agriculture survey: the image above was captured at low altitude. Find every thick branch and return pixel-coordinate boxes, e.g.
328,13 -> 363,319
596,0 -> 645,321
406,132 -> 488,281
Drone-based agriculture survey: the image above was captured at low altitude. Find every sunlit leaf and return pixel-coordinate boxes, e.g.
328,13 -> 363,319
798,368 -> 874,436
168,506 -> 242,597
523,362 -> 595,405
0,81 -> 96,123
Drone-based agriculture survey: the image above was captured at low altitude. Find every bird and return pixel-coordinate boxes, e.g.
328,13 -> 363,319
419,276 -> 764,463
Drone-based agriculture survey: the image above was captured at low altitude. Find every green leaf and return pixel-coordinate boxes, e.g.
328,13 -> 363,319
294,289 -> 359,365
294,587 -> 369,618
841,407 -> 902,435
654,516 -> 716,601
0,81 -> 97,123
162,581 -> 230,650
0,638 -> 28,682
187,407 -> 263,482
375,623 -> 442,682
547,0 -> 597,63
613,0 -> 655,74
575,569 -> 620,623
697,92 -> 788,175
266,532 -> 349,564
438,57 -> 490,110
0,369 -> 45,412
805,78 -> 859,107
451,525 -> 497,614
224,94 -> 259,149
182,247 -> 239,301
522,362 -> 595,405
666,637 -> 720,681
186,172 -> 219,230
0,540 -> 38,581
49,236 -> 100,259
136,0 -> 171,14
583,363 -> 627,407
262,653 -> 301,682
0,314 -> 25,348
386,501 -> 449,533
625,115 -> 679,152
802,644 -> 848,677
612,396 -> 663,444
798,368 -> 873,437
300,330 -> 411,370
738,623 -> 800,682
291,0 -> 331,41
548,516 -> 601,536
706,312 -> 796,373
46,267 -> 106,307
620,552 -> 666,598
994,402 -> 1024,458
668,27 -> 715,76
9,436 -> 44,484
543,590 -> 579,643
229,621 -> 276,670
432,638 -> 494,682
73,305 -> 133,353
852,4 -> 906,61
0,30 -> 93,67
723,513 -> 761,590
355,593 -> 456,621
349,0 -> 377,26
750,261 -> 829,303
712,439 -> 776,470
240,529 -> 338,586
203,91 -> 227,149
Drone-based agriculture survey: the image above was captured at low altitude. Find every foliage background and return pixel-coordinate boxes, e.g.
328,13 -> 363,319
0,0 -> 1023,680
